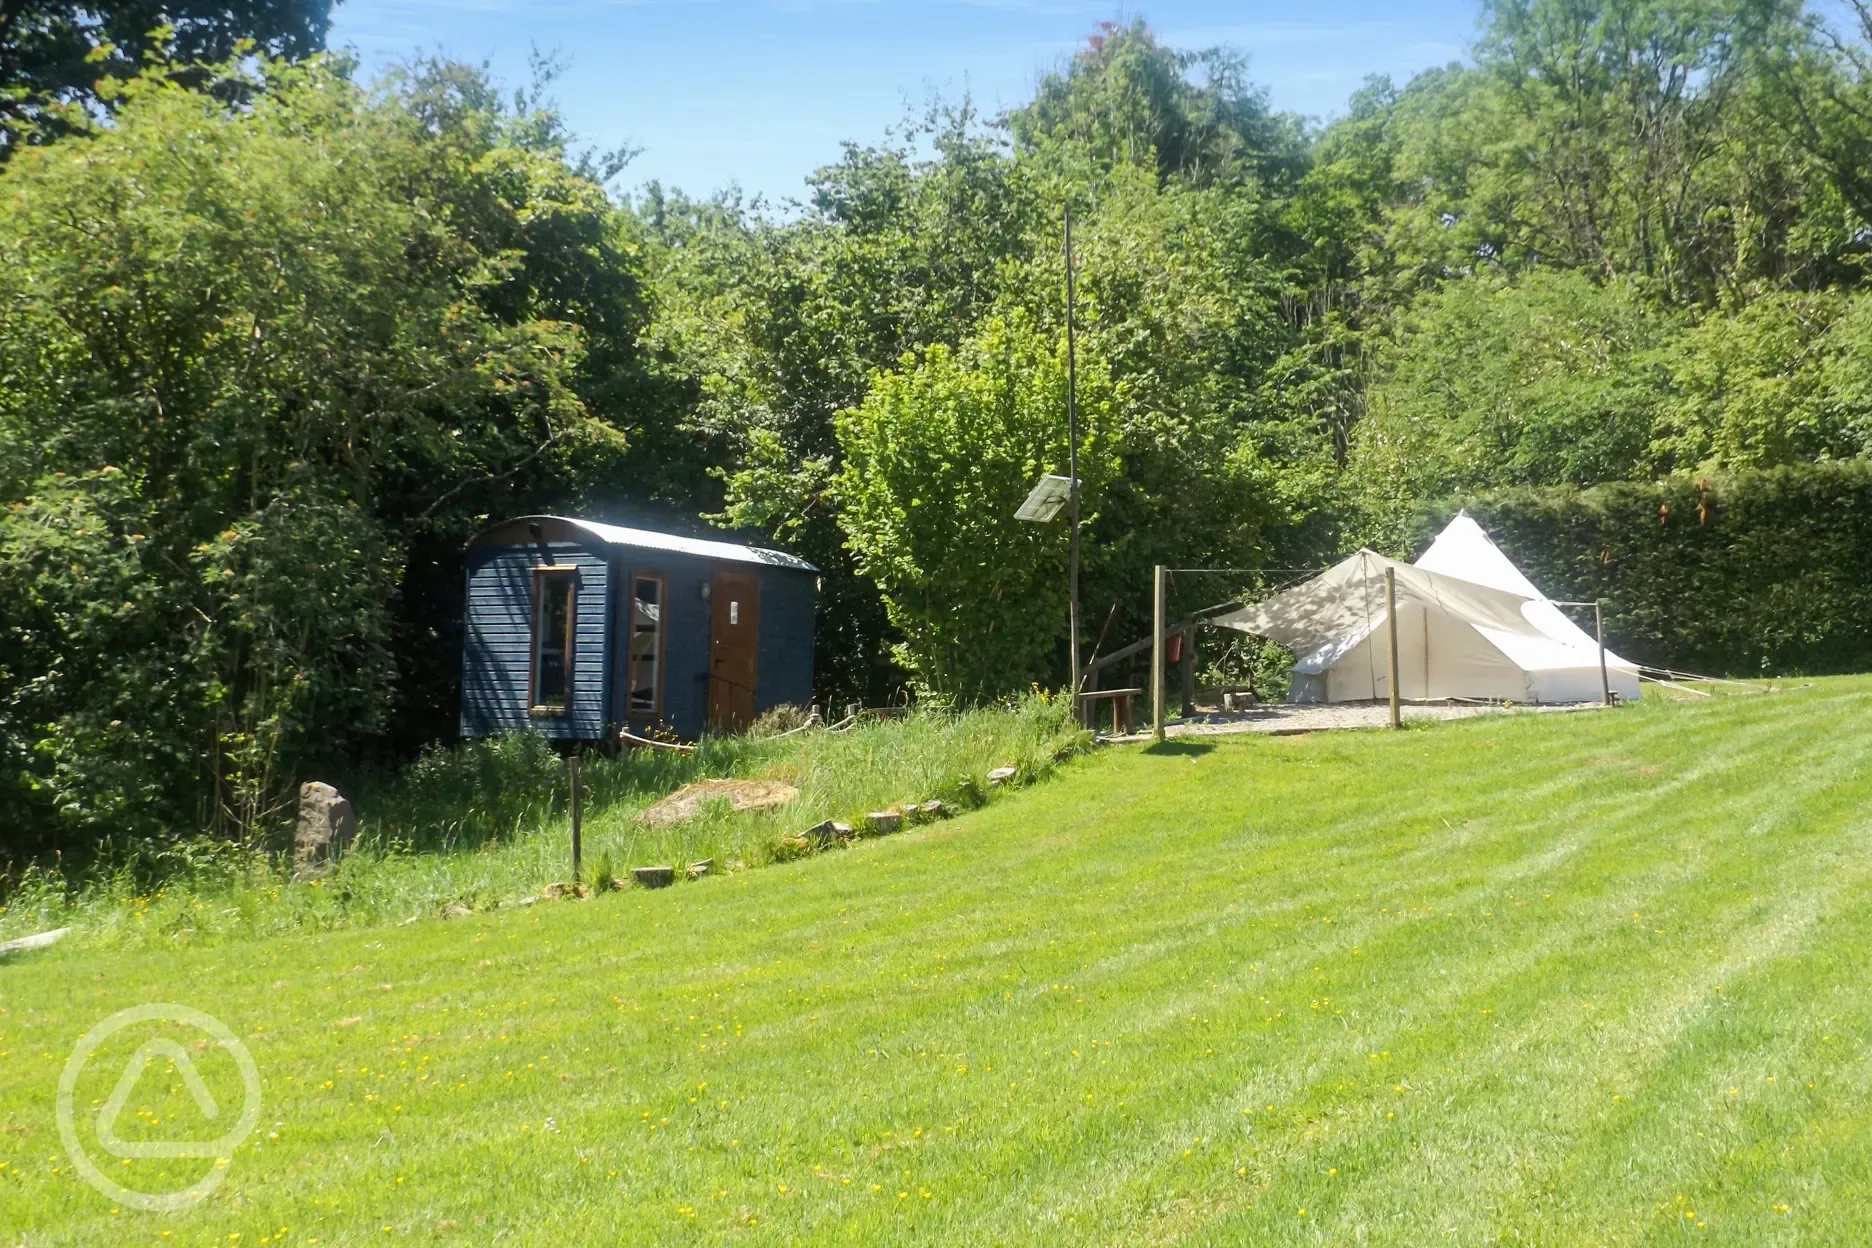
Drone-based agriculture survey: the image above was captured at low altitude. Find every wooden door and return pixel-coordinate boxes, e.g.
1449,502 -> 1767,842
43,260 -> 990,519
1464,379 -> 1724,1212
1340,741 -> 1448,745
708,570 -> 761,731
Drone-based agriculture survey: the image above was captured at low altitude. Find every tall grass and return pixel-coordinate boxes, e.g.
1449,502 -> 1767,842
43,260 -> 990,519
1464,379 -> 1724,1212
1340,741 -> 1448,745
0,695 -> 1087,951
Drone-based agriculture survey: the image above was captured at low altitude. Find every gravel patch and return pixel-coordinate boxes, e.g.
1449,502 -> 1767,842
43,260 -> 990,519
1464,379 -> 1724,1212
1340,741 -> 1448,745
1109,700 -> 1605,742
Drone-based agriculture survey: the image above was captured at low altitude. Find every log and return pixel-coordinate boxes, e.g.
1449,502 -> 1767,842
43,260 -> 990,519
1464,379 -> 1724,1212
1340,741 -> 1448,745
0,927 -> 70,956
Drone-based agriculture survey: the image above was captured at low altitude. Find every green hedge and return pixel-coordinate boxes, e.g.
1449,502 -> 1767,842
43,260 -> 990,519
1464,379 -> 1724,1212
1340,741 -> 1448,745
1412,463 -> 1872,678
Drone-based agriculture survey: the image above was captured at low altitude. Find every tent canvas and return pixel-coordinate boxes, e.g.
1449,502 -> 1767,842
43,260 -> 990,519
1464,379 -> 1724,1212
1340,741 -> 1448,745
1209,516 -> 1640,704
1414,513 -> 1640,703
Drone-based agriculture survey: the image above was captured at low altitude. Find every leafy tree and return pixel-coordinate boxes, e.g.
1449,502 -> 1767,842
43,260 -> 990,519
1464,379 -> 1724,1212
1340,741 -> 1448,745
1010,18 -> 1306,191
1475,0 -> 1763,290
0,54 -> 657,865
1750,0 -> 1872,230
1353,270 -> 1677,501
1656,290 -> 1872,470
645,105 -> 1047,704
1062,171 -> 1328,595
1341,0 -> 1847,304
834,314 -> 1118,699
0,0 -> 332,150
651,31 -> 1341,701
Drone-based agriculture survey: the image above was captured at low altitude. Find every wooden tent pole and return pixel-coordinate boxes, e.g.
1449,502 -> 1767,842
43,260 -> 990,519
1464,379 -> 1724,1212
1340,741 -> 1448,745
1384,566 -> 1401,730
1180,623 -> 1196,716
1595,599 -> 1611,706
1152,565 -> 1167,742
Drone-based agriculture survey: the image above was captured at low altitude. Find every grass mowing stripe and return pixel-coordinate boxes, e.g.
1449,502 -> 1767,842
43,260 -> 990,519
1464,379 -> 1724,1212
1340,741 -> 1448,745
1085,692 -> 1872,1242
4,682 -> 1871,1244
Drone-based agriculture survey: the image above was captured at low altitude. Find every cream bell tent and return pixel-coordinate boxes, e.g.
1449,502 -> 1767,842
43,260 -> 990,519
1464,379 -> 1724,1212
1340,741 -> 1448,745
1210,515 -> 1641,704
1413,514 -> 1640,703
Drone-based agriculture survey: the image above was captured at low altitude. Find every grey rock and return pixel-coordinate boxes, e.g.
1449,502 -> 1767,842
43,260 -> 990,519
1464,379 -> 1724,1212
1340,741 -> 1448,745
632,865 -> 675,889
294,781 -> 357,877
865,810 -> 903,835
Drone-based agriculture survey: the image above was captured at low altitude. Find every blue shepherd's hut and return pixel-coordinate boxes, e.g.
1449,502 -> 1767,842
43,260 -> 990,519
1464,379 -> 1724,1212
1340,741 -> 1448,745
460,515 -> 817,742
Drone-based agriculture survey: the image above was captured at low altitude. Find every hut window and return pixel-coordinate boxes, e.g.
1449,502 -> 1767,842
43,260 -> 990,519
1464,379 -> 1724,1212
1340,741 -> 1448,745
628,574 -> 665,715
530,567 -> 577,714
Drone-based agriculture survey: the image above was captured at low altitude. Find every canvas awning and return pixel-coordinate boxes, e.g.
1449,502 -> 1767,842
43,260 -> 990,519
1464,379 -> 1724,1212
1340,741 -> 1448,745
1210,549 -> 1543,670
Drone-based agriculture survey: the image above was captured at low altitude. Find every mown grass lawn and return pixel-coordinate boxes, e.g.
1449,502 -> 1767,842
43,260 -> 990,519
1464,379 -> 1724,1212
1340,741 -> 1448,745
4,679 -> 1872,1245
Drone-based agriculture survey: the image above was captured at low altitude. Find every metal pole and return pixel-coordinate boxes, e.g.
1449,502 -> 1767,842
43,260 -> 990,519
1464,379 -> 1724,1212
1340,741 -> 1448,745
1596,599 -> 1611,706
1064,204 -> 1081,716
1384,567 -> 1401,730
1152,565 -> 1166,742
568,755 -> 582,883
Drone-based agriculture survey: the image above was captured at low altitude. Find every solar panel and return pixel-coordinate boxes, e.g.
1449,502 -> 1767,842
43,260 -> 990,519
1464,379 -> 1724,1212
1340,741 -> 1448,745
1015,474 -> 1076,523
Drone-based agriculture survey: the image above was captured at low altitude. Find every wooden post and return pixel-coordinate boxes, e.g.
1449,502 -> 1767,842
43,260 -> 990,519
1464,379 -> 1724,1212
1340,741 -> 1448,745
1152,565 -> 1167,742
1595,599 -> 1611,706
568,755 -> 583,883
1384,566 -> 1401,730
1180,623 -> 1196,717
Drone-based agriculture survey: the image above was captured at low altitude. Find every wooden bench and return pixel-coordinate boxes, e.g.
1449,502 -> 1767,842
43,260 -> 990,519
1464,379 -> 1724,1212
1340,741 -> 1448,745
1077,687 -> 1143,736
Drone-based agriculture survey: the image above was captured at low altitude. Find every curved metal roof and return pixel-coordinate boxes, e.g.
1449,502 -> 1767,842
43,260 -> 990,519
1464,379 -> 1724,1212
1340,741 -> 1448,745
469,515 -> 818,572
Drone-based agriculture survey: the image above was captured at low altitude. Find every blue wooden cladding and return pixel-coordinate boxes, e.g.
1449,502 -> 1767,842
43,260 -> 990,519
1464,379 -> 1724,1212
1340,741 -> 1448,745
459,516 -> 818,742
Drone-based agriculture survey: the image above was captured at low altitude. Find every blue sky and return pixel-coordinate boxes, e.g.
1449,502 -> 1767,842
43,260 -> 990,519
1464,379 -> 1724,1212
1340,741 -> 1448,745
329,0 -> 1482,205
